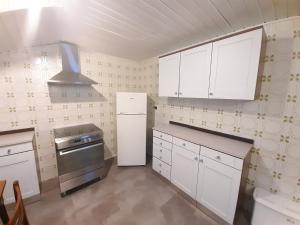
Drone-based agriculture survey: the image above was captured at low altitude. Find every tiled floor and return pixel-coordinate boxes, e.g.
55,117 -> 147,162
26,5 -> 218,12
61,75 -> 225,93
24,165 -> 248,225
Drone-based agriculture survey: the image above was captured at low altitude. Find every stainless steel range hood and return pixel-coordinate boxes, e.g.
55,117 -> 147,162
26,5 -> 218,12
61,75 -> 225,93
48,42 -> 97,85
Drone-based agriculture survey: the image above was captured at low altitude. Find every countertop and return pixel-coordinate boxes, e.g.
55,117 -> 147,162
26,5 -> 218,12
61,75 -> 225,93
153,123 -> 253,159
0,130 -> 34,147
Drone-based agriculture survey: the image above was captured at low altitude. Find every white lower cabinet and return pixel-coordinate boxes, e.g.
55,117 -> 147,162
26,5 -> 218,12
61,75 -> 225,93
0,148 -> 40,204
153,144 -> 172,165
196,156 -> 242,224
152,129 -> 245,225
152,135 -> 172,180
152,157 -> 171,180
171,145 -> 199,198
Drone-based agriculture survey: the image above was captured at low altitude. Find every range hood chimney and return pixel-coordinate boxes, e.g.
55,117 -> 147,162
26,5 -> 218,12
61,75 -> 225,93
48,42 -> 97,85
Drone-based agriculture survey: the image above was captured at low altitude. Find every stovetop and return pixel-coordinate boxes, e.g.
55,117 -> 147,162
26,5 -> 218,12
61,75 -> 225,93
54,123 -> 103,150
54,123 -> 102,139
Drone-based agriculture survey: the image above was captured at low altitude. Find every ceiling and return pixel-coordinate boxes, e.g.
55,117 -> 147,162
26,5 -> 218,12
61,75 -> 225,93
0,0 -> 300,60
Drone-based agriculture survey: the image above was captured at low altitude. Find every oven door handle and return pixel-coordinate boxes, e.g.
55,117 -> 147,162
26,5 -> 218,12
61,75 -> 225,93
59,143 -> 103,156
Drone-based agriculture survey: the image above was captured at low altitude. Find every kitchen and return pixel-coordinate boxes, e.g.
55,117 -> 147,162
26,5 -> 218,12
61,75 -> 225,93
0,0 -> 300,225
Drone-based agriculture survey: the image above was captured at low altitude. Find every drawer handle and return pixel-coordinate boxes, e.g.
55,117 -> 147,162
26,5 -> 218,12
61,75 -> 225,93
160,135 -> 163,138
215,156 -> 221,160
182,143 -> 186,147
7,149 -> 11,154
287,218 -> 295,224
194,157 -> 198,161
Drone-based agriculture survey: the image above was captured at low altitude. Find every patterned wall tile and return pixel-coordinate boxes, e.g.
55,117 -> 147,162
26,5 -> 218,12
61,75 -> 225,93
148,17 -> 300,200
1,16 -> 300,201
0,47 -> 140,181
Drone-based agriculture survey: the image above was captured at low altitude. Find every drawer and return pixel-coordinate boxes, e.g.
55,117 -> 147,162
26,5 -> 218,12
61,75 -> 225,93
153,144 -> 171,165
153,137 -> 172,150
0,150 -> 40,203
152,157 -> 171,180
201,146 -> 243,170
173,137 -> 200,154
0,142 -> 33,157
153,130 -> 173,142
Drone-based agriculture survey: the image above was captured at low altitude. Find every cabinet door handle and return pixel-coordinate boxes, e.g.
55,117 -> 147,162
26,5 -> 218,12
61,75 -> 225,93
209,92 -> 213,96
174,92 -> 178,95
159,163 -> 162,167
160,149 -> 162,153
160,135 -> 163,138
160,142 -> 162,146
194,157 -> 198,161
182,143 -> 186,147
215,156 -> 221,160
7,149 -> 11,155
159,156 -> 162,159
199,159 -> 203,163
286,218 -> 295,224
159,170 -> 162,174
179,92 -> 182,95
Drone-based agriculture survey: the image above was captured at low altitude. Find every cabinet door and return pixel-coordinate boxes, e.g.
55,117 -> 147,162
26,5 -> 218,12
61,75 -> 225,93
196,156 -> 241,224
179,43 -> 212,98
171,145 -> 199,198
159,53 -> 180,97
0,151 -> 40,204
209,29 -> 262,100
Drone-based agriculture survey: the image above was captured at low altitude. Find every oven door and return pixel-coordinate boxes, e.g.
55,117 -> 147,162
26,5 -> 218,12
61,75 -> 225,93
57,142 -> 104,181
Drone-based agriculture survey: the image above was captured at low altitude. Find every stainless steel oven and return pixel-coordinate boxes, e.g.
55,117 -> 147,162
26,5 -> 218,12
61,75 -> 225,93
54,124 -> 105,196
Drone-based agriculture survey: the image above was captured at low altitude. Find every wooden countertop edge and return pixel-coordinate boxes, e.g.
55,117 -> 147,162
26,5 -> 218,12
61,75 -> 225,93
0,180 -> 6,197
0,127 -> 34,136
0,128 -> 35,147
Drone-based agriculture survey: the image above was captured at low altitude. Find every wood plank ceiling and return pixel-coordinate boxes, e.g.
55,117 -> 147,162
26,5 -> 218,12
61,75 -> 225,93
0,0 -> 299,60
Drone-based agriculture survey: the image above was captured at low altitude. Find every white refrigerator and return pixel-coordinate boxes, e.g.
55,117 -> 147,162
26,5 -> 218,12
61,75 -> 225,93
116,92 -> 147,166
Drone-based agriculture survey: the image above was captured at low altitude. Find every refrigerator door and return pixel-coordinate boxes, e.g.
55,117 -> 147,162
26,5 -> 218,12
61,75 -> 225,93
117,114 -> 146,166
116,92 -> 147,115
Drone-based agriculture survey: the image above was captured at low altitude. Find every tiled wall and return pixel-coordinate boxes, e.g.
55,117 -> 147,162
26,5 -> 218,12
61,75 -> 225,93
1,16 -> 300,201
0,46 -> 142,181
141,17 -> 300,201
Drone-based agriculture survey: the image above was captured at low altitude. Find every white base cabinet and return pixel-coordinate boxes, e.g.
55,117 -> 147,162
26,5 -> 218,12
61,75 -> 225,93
152,131 -> 173,181
0,142 -> 40,204
171,145 -> 199,198
196,156 -> 242,224
152,157 -> 171,180
152,129 -> 246,225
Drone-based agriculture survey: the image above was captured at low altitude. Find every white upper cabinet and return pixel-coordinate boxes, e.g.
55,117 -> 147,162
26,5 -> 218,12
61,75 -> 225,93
209,29 -> 262,100
159,53 -> 180,97
158,28 -> 263,100
179,44 -> 212,98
